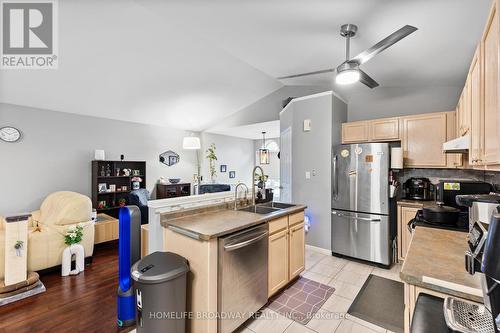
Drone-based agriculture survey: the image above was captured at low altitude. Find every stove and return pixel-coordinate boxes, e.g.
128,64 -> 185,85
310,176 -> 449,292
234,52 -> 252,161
408,210 -> 469,233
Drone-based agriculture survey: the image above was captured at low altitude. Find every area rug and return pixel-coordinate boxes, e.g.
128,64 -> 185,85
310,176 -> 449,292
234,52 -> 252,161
267,277 -> 335,324
347,274 -> 404,333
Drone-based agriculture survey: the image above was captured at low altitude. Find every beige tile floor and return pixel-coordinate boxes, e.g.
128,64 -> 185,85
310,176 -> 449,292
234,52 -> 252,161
130,247 -> 403,333
242,247 -> 403,333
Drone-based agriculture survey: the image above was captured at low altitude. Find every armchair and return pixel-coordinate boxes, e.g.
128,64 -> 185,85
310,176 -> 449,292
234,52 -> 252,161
128,189 -> 149,224
0,191 -> 95,279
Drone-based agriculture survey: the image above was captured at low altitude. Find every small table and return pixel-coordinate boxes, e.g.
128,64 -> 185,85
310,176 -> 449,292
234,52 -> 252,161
94,213 -> 119,244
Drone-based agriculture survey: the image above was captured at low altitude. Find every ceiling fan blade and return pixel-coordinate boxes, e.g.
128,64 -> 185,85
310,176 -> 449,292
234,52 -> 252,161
277,68 -> 335,80
358,69 -> 379,89
351,25 -> 417,65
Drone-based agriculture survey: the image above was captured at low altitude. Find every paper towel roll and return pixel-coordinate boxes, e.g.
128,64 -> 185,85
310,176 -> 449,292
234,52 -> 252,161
391,147 -> 403,169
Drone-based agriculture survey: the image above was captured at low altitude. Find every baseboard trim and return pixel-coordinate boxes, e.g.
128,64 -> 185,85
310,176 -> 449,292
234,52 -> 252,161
305,244 -> 331,256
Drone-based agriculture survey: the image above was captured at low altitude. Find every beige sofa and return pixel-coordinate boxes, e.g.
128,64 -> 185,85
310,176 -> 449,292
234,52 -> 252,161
0,191 -> 95,278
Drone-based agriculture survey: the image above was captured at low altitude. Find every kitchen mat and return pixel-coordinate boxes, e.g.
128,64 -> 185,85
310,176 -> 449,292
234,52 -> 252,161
267,277 -> 335,325
348,274 -> 404,333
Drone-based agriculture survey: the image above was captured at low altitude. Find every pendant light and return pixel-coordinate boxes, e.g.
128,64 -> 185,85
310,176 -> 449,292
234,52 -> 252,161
259,132 -> 270,165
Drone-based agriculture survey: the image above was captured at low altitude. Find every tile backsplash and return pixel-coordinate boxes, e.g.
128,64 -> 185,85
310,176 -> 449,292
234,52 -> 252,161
396,168 -> 500,192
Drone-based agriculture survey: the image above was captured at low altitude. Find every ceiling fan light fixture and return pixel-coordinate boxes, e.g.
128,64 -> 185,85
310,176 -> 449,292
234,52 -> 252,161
336,68 -> 360,85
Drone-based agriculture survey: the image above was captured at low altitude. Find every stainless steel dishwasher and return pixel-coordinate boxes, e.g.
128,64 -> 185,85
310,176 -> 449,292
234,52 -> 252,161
218,224 -> 268,333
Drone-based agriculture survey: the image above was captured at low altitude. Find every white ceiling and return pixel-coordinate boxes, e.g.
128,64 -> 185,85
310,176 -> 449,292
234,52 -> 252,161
1,0 -> 493,131
210,120 -> 281,140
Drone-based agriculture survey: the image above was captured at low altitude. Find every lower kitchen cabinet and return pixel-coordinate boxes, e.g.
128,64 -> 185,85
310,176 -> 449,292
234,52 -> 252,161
268,229 -> 289,297
397,204 -> 421,261
268,212 -> 305,297
289,221 -> 305,280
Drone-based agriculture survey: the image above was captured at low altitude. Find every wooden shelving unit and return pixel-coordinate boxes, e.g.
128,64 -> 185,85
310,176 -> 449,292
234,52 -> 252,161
91,160 -> 146,218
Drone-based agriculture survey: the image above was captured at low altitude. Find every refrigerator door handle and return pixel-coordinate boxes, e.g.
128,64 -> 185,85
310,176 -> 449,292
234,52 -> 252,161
332,154 -> 338,200
331,211 -> 381,222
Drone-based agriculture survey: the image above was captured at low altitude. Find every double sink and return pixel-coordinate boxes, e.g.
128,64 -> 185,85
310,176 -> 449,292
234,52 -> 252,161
238,201 -> 296,214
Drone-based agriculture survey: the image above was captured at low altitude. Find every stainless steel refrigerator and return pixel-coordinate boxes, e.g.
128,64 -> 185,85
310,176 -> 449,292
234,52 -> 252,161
331,142 -> 393,266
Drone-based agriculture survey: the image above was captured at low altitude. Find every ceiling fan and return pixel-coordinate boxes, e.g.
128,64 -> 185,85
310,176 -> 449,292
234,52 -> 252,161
277,24 -> 418,88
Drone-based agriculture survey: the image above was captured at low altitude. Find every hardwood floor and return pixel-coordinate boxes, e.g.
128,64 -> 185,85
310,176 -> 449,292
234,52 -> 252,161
0,242 -> 135,333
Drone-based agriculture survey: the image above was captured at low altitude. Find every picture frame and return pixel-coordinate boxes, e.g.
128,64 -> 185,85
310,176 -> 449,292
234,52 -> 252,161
229,171 -> 235,179
98,183 -> 107,193
122,185 -> 128,191
109,184 -> 116,192
220,165 -> 227,173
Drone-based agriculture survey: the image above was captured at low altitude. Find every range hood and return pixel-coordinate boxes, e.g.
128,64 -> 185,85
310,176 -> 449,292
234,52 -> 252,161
443,134 -> 470,153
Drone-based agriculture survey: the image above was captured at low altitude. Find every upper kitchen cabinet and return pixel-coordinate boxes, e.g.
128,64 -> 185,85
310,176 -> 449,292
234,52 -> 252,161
457,79 -> 471,138
342,117 -> 400,143
369,117 -> 400,141
469,46 -> 483,166
481,0 -> 500,166
342,121 -> 369,143
401,112 -> 451,168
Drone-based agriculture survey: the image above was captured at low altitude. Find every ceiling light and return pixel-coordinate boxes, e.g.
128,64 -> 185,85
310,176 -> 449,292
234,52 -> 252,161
182,136 -> 201,150
336,69 -> 360,85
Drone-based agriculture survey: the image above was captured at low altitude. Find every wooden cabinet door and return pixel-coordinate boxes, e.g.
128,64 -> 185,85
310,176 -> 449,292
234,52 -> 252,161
397,206 -> 419,261
446,111 -> 463,168
268,229 -> 289,297
482,2 -> 500,165
402,113 -> 448,168
288,222 -> 305,280
369,117 -> 400,141
342,121 -> 369,143
457,82 -> 472,138
470,46 -> 483,166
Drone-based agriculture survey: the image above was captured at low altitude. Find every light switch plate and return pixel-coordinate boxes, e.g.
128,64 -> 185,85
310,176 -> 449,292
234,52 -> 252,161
305,171 -> 311,179
303,119 -> 311,132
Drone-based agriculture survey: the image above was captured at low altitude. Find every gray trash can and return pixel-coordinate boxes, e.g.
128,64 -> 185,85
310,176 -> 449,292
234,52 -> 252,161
131,251 -> 189,333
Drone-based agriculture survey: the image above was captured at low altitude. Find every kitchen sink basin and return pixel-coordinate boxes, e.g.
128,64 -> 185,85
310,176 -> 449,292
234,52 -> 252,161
238,205 -> 280,215
260,202 -> 296,209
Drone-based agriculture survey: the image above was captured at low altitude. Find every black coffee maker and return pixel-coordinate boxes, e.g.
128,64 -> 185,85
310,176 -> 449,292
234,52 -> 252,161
404,177 -> 433,201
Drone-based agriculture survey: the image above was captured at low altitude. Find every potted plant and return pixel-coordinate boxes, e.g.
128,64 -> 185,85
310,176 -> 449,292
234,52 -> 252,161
205,143 -> 217,182
118,198 -> 126,207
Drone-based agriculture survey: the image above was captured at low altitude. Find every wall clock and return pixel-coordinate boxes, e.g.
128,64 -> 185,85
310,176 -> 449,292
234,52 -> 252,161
0,126 -> 22,143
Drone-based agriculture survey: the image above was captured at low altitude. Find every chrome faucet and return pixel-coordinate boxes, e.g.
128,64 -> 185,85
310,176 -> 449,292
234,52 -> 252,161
252,166 -> 266,206
234,183 -> 249,210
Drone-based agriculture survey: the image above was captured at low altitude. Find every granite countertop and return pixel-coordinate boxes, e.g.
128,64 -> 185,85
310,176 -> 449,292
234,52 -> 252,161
161,204 -> 307,241
397,199 -> 436,207
400,226 -> 483,302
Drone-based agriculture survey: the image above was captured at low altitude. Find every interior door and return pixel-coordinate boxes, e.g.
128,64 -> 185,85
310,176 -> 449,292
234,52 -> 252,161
280,127 -> 292,203
331,210 -> 391,265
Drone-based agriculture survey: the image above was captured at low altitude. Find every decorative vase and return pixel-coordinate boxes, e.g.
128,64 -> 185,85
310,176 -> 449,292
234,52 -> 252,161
61,244 -> 85,276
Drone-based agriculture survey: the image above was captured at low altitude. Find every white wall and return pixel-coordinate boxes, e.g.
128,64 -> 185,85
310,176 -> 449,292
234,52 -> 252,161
200,133 -> 255,186
206,85 -> 330,131
347,86 -> 460,121
0,103 -> 198,214
280,92 -> 347,250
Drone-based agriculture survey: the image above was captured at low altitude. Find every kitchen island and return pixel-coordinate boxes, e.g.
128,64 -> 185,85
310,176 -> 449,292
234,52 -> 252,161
160,201 -> 306,333
400,226 -> 482,333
